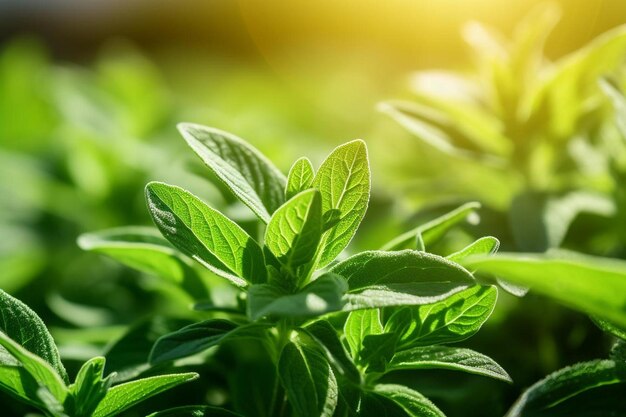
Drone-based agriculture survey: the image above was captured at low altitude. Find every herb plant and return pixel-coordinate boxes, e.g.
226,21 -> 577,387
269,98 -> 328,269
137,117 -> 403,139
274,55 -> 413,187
0,290 -> 197,417
79,123 -> 510,416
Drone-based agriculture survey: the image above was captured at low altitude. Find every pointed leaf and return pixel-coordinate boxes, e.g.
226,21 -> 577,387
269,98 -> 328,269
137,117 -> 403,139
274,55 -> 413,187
148,406 -> 244,417
178,123 -> 286,222
278,340 -> 338,417
0,290 -> 67,382
66,357 -> 113,417
344,309 -> 383,359
592,317 -> 626,341
384,285 -> 497,348
286,157 -> 315,200
359,333 -> 397,372
313,140 -> 370,267
374,384 -> 445,417
446,236 -> 499,263
389,346 -> 511,382
146,182 -> 266,287
265,189 -> 322,278
304,320 -> 360,383
92,372 -> 198,417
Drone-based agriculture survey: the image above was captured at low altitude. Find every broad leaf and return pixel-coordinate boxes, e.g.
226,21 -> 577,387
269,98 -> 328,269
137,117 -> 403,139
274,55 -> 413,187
332,250 -> 474,292
0,290 -> 67,382
381,202 -> 481,251
178,123 -> 286,222
313,140 -> 370,267
265,189 -> 322,279
304,320 -> 360,383
286,157 -> 315,200
77,226 -> 193,283
148,406 -> 244,417
506,360 -> 625,417
384,285 -> 497,348
461,251 -> 626,327
0,332 -> 67,404
278,340 -> 338,417
344,309 -> 383,359
0,363 -> 51,409
92,372 -> 198,417
373,384 -> 446,417
247,273 -> 347,320
388,346 -> 511,382
145,182 -> 266,287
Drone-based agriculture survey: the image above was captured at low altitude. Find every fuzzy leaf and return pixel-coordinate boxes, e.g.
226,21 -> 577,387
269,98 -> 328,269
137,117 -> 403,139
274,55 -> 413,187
286,157 -> 315,200
92,372 -> 198,417
389,345 -> 511,382
265,189 -> 322,279
65,357 -> 113,417
145,182 -> 266,287
278,340 -> 338,417
446,236 -> 500,263
178,123 -> 286,222
344,309 -> 383,359
0,290 -> 67,383
373,384 -> 446,417
384,285 -> 497,348
147,406 -> 244,417
313,140 -> 370,267
461,251 -> 626,328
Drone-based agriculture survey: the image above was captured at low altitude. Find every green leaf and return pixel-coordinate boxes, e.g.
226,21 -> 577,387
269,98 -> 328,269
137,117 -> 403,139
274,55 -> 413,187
600,77 -> 626,139
65,357 -> 113,417
92,372 -> 198,417
388,346 -> 511,382
332,250 -> 474,292
506,360 -> 625,417
384,285 -> 497,348
265,189 -> 322,279
313,140 -> 370,267
150,319 -> 247,364
286,157 -> 315,200
0,363 -> 49,409
592,317 -> 626,341
461,251 -> 626,328
145,182 -> 266,287
0,290 -> 67,383
278,340 -> 338,417
304,320 -> 360,383
247,273 -> 348,320
147,406 -> 244,417
359,333 -> 397,372
381,202 -> 481,251
0,332 -> 68,404
446,236 -> 499,263
344,309 -> 383,359
178,123 -> 286,222
373,384 -> 445,417
77,226 -> 193,283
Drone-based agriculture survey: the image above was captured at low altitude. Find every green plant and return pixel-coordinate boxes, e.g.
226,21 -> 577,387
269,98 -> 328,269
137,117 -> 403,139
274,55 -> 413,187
0,290 -> 197,416
80,123 -> 510,416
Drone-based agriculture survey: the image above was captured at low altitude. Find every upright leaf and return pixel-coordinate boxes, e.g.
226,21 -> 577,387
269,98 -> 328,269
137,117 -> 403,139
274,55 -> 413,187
92,372 -> 198,417
0,290 -> 67,382
304,320 -> 360,383
286,157 -> 315,200
66,357 -> 113,417
461,251 -> 626,327
313,140 -> 370,267
178,123 -> 286,222
278,340 -> 338,417
265,189 -> 322,279
145,182 -> 266,287
359,333 -> 397,372
344,309 -> 383,359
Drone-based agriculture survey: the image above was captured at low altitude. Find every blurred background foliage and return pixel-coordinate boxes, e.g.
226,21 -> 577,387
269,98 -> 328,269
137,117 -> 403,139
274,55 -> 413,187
1,1 -> 626,416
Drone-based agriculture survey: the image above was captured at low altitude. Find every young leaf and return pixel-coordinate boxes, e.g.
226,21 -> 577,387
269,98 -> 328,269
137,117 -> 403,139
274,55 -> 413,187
461,251 -> 626,328
388,346 -> 512,382
247,273 -> 348,320
332,250 -> 474,292
286,157 -> 315,200
0,332 -> 68,404
506,360 -> 624,417
65,356 -> 113,417
304,320 -> 360,383
145,182 -> 266,287
178,123 -> 286,222
313,140 -> 370,267
384,285 -> 497,348
77,226 -> 193,283
344,309 -> 383,359
359,333 -> 397,372
278,340 -> 338,417
0,290 -> 68,383
373,384 -> 446,417
446,236 -> 499,263
265,189 -> 322,279
147,406 -> 244,417
381,202 -> 481,251
92,372 -> 198,417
